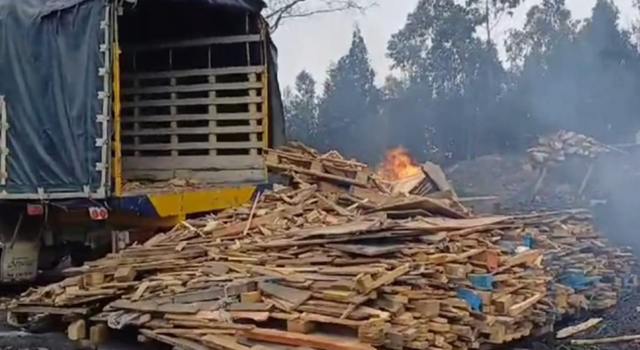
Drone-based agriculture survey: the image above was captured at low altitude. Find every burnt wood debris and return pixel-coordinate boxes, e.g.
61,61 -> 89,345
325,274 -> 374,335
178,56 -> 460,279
8,142 -> 638,350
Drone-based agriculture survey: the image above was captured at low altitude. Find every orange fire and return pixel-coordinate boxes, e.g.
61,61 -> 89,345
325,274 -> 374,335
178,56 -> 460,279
378,147 -> 423,181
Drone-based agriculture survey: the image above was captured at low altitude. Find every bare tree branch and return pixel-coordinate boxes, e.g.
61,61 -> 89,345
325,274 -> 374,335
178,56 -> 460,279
264,0 -> 376,32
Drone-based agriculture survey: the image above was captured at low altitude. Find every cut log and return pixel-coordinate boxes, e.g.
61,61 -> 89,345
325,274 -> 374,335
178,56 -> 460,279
67,319 -> 86,341
89,323 -> 109,345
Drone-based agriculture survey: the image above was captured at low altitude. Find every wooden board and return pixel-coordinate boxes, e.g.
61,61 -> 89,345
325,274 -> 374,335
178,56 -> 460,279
123,155 -> 263,170
123,66 -> 264,80
240,328 -> 377,350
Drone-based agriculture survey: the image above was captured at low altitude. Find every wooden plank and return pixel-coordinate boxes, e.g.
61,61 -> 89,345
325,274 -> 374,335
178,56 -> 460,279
152,280 -> 257,304
123,169 -> 265,183
227,303 -> 271,311
288,319 -> 316,334
122,155 -> 263,170
266,162 -> 367,187
122,125 -> 263,136
496,250 -> 542,273
570,334 -> 640,345
508,293 -> 545,316
126,34 -> 262,52
10,305 -> 90,315
139,329 -> 210,350
258,282 -> 311,309
556,318 -> 602,339
124,66 -> 264,80
293,220 -> 381,240
241,291 -> 262,304
301,313 -> 367,328
83,272 -> 105,287
121,113 -> 264,123
327,243 -> 405,257
121,141 -> 263,151
123,81 -> 263,95
372,196 -> 467,219
213,206 -> 302,238
202,334 -> 253,350
359,264 -> 411,294
122,96 -> 262,108
414,300 -> 440,318
240,328 -> 377,350
230,311 -> 270,322
132,281 -> 150,301
422,162 -> 455,195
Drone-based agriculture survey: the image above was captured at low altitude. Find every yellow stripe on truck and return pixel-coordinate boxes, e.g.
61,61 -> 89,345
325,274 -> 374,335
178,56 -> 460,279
148,186 -> 257,219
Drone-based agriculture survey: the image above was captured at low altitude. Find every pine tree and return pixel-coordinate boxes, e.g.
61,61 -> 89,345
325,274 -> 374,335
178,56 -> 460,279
387,0 -> 506,160
284,71 -> 318,146
572,0 -> 640,141
317,27 -> 380,163
506,0 -> 640,143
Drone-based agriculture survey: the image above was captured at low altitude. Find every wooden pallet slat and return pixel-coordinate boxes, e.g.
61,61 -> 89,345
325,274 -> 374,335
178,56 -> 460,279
122,141 -> 263,151
122,125 -> 263,136
122,81 -> 263,95
124,66 -> 264,80
123,155 -> 264,170
124,169 -> 265,183
120,113 -> 263,123
122,96 -> 262,108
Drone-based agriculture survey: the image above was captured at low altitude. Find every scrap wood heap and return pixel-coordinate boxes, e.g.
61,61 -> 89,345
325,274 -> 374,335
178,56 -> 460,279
9,144 -> 637,350
527,130 -> 613,168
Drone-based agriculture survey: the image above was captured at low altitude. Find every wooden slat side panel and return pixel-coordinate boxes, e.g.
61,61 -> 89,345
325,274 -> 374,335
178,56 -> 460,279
123,66 -> 264,80
119,39 -> 267,182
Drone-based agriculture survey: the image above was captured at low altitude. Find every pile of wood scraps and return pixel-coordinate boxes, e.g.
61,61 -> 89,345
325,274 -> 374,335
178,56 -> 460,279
264,143 -> 372,189
528,130 -> 614,168
526,130 -> 623,200
9,144 -> 637,350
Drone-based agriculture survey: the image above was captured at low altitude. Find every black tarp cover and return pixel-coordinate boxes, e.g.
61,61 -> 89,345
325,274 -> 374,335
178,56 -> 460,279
0,0 -> 106,198
166,0 -> 266,12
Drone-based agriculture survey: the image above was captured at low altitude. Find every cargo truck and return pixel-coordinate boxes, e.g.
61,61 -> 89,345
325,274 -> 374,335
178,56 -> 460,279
0,0 -> 285,282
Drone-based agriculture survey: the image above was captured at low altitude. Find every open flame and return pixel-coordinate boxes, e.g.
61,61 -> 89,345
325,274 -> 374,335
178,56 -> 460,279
378,147 -> 423,182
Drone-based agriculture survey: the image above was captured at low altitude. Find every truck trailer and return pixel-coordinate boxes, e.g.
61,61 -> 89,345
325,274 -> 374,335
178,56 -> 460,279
0,0 -> 285,282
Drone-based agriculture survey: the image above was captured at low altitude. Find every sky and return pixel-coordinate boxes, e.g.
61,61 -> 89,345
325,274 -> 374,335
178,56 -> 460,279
272,0 -> 638,88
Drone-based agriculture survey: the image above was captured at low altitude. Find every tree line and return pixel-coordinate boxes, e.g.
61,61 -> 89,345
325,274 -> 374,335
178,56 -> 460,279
283,0 -> 640,165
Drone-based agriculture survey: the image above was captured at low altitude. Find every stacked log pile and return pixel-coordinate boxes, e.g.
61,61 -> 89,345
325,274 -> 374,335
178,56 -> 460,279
9,145 -> 637,350
527,130 -> 612,168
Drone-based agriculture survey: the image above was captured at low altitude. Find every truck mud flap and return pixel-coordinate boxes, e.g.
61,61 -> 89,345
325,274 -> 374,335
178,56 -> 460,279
0,240 -> 40,282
